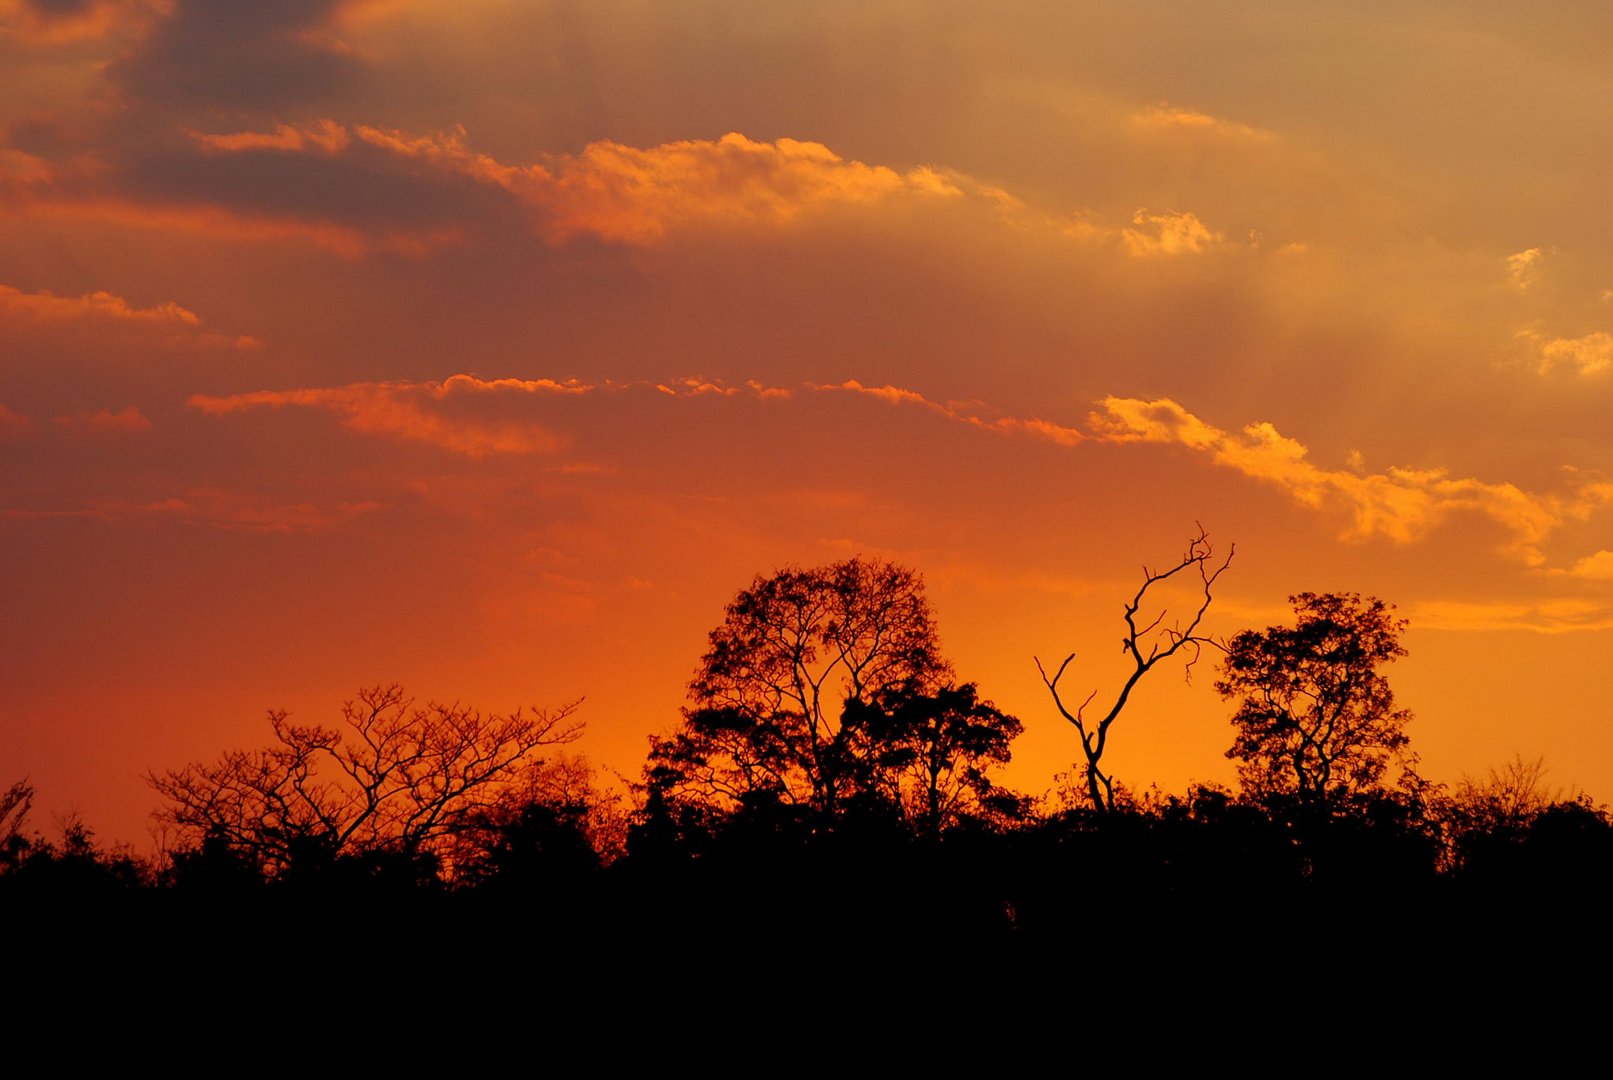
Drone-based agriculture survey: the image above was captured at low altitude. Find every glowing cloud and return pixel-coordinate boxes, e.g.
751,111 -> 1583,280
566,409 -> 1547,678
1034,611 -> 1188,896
1537,331 -> 1613,376
0,282 -> 261,347
0,284 -> 200,326
363,127 -> 962,243
182,371 -> 1611,577
826,379 -> 930,407
1121,209 -> 1225,256
1090,395 -> 1607,565
1562,550 -> 1613,582
190,371 -> 1100,470
191,120 -> 352,155
1506,247 -> 1544,292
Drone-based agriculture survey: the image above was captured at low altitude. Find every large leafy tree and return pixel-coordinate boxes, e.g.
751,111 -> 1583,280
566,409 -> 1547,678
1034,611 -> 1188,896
1216,592 -> 1417,806
649,557 -> 1020,830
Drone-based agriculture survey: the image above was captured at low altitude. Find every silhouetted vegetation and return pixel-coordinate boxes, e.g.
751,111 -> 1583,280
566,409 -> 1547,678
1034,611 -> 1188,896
148,683 -> 584,882
6,549 -> 1611,972
1218,592 -> 1420,808
646,557 -> 1027,836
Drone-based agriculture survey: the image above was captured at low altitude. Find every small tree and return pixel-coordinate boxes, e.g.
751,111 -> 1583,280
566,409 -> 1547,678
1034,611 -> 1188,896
1217,592 -> 1416,807
1037,527 -> 1233,813
1448,755 -> 1561,834
150,684 -> 584,880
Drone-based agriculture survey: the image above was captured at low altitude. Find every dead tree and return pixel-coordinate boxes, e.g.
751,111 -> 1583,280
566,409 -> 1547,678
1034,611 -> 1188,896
1036,527 -> 1233,812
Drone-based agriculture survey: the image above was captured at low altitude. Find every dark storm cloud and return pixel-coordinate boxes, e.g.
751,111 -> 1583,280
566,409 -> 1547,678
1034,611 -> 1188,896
108,0 -> 359,111
22,0 -> 99,17
114,135 -> 516,232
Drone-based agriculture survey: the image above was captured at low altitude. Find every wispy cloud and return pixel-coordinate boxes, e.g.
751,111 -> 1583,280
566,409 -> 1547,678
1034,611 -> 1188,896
190,120 -> 352,155
0,403 -> 34,439
52,406 -> 152,437
0,283 -> 260,347
189,375 -> 588,458
815,379 -> 1087,445
1129,104 -> 1276,141
1,488 -> 385,532
0,283 -> 200,326
189,372 -> 1094,464
1506,247 -> 1544,293
1411,597 -> 1613,634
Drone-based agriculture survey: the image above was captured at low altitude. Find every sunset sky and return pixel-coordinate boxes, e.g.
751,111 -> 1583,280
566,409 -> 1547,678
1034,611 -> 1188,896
5,0 -> 1612,846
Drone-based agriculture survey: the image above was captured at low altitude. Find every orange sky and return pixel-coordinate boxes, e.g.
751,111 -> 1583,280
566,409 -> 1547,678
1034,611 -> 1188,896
4,0 -> 1612,847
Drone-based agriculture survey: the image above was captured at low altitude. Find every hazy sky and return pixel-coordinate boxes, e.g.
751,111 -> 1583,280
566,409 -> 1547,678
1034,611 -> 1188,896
5,0 -> 1612,844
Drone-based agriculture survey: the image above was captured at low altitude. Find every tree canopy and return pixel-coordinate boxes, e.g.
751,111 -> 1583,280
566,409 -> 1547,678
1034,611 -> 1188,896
648,557 -> 1022,831
1217,592 -> 1417,807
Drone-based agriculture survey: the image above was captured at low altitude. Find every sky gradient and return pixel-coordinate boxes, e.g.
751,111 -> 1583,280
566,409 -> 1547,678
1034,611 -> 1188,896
4,0 -> 1612,845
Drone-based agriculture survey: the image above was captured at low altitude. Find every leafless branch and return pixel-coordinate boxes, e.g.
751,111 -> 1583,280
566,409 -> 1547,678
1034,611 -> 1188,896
1037,526 -> 1233,812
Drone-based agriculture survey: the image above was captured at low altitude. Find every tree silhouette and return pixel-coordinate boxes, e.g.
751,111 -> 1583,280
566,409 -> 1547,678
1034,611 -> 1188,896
1037,527 -> 1233,812
848,681 -> 1026,836
1217,592 -> 1416,807
649,557 -> 1020,829
447,753 -> 629,878
1447,754 -> 1561,836
0,779 -> 32,862
149,684 -> 584,880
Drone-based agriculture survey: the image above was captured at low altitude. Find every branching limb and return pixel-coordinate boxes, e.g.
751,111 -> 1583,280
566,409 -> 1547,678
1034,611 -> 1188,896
1037,526 -> 1234,812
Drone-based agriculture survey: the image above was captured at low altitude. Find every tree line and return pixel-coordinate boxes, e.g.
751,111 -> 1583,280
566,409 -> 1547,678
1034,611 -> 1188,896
4,531 -> 1610,943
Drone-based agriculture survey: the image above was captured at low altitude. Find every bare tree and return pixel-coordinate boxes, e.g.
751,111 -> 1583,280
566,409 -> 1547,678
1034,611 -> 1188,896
1037,527 -> 1233,813
1441,754 -> 1564,857
1452,755 -> 1561,826
1,779 -> 33,859
150,685 -> 584,878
